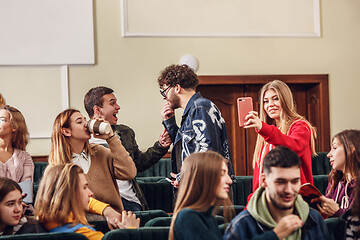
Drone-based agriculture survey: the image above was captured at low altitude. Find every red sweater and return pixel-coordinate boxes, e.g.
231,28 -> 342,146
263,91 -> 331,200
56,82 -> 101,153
252,120 -> 313,193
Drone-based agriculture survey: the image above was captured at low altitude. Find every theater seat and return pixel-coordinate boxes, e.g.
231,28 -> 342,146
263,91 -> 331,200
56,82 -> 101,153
144,217 -> 172,227
102,227 -> 169,240
232,176 -> 253,206
313,174 -> 329,195
134,210 -> 169,227
312,152 -> 331,175
138,182 -> 174,212
325,217 -> 345,240
136,158 -> 171,178
33,162 -> 49,199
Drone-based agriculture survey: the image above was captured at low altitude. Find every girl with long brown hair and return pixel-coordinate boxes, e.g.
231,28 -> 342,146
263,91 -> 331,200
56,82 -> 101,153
48,109 -> 136,214
317,129 -> 360,218
244,80 -> 316,196
35,163 -> 139,240
0,105 -> 34,203
169,151 -> 233,240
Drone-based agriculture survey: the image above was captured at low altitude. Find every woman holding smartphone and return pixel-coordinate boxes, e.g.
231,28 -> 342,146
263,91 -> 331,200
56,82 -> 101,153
317,129 -> 359,218
48,109 -> 136,214
244,80 -> 317,195
169,151 -> 233,240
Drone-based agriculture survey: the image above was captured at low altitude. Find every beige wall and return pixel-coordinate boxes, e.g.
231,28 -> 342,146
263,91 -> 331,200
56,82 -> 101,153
1,0 -> 360,155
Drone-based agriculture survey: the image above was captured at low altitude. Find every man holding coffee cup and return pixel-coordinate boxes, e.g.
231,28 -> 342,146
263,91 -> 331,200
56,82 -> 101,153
84,86 -> 171,211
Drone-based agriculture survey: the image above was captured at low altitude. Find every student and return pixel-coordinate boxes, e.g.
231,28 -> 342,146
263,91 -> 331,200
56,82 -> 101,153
169,151 -> 233,240
224,146 -> 328,240
0,177 -> 24,235
244,80 -> 316,195
0,105 -> 34,204
35,164 -> 140,240
84,86 -> 171,211
318,129 -> 360,218
48,109 -> 136,213
159,64 -> 234,187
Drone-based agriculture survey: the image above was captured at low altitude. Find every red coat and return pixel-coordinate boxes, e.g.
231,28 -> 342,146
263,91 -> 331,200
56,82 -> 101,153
252,120 -> 313,192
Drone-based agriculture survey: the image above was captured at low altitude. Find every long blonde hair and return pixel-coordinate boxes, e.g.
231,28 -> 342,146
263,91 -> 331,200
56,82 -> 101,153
35,163 -> 89,226
0,93 -> 5,108
253,80 -> 317,167
48,109 -> 92,165
0,105 -> 29,151
169,151 -> 233,240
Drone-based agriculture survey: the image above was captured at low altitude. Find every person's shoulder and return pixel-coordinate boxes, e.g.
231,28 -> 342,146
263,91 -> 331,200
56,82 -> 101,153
177,208 -> 200,218
194,96 -> 212,106
230,210 -> 253,225
113,124 -> 135,134
175,209 -> 206,227
290,119 -> 311,128
13,148 -> 32,159
308,208 -> 325,221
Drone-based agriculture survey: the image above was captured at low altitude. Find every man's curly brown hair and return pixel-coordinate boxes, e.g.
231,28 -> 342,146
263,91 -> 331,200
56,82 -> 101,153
158,64 -> 199,90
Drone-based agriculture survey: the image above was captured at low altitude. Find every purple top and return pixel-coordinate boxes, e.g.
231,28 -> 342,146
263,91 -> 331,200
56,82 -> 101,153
325,177 -> 355,217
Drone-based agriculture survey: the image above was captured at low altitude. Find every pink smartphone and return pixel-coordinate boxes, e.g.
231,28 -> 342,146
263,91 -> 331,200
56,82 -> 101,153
237,97 -> 253,127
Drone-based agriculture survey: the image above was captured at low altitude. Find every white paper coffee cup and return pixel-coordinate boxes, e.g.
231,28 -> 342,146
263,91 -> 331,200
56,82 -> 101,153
87,119 -> 111,135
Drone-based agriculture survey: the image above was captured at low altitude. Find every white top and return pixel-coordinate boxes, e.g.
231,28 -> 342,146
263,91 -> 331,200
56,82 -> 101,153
72,151 -> 91,174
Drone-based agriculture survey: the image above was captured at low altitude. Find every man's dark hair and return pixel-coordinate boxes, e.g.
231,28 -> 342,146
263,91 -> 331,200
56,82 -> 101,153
158,64 -> 199,90
84,86 -> 114,118
264,146 -> 301,174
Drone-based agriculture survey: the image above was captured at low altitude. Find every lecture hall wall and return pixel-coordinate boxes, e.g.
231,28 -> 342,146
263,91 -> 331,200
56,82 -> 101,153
0,0 -> 360,156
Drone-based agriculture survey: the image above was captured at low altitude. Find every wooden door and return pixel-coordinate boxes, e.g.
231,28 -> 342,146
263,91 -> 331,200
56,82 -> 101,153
197,75 -> 330,176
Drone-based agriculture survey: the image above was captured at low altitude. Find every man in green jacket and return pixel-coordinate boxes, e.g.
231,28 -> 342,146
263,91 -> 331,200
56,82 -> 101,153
84,86 -> 171,211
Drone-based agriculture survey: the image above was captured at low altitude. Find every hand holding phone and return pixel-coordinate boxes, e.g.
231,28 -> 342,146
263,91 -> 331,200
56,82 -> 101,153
237,97 -> 253,127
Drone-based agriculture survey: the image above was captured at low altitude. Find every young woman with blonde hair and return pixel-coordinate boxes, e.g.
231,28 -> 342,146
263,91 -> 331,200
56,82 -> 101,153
48,109 -> 137,214
35,163 -> 139,240
244,80 -> 317,196
169,151 -> 233,240
0,105 -> 34,203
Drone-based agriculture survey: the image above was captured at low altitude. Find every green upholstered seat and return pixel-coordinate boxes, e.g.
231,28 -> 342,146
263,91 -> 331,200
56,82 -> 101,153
325,217 -> 345,240
33,162 -> 49,199
89,209 -> 169,232
144,215 -> 224,227
102,227 -> 169,240
134,210 -> 169,227
313,174 -> 329,195
144,217 -> 172,227
312,152 -> 331,175
136,158 -> 172,178
218,205 -> 245,216
0,232 -> 87,240
136,177 -> 165,183
138,182 -> 174,213
233,176 -> 253,206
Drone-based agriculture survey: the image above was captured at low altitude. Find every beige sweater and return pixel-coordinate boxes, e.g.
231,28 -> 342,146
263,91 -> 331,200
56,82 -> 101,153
86,137 -> 136,212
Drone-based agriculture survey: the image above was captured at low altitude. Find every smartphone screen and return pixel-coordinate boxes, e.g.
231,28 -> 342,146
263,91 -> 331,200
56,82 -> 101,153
237,97 -> 253,127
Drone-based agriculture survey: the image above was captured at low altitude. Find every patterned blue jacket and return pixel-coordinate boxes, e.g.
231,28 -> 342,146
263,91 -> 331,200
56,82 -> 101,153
163,92 -> 235,180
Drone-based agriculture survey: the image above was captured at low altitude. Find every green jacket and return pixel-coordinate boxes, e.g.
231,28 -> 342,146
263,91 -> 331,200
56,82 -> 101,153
112,124 -> 169,210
